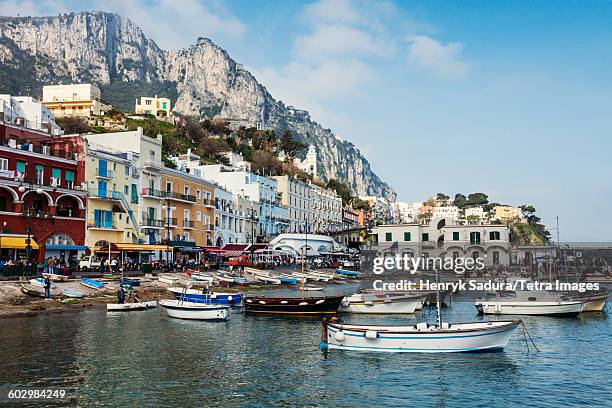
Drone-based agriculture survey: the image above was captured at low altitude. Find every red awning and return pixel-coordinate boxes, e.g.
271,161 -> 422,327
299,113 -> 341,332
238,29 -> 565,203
202,247 -> 225,253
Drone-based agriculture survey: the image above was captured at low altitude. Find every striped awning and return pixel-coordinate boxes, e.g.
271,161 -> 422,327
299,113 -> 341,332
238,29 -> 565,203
114,243 -> 169,251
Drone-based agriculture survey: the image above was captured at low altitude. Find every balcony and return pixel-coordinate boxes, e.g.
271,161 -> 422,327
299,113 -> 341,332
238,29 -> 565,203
183,219 -> 194,229
167,217 -> 178,227
22,209 -> 53,218
96,168 -> 114,179
141,218 -> 165,228
164,191 -> 196,203
203,199 -> 215,207
141,188 -> 164,199
88,221 -> 118,230
0,140 -> 77,161
88,188 -> 122,201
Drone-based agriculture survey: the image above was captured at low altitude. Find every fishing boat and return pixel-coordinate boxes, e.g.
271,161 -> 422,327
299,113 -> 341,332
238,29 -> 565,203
243,295 -> 344,315
338,293 -> 422,314
121,277 -> 142,287
233,277 -> 250,286
191,272 -> 214,284
290,272 -> 312,283
107,301 -> 157,311
20,283 -> 46,297
160,299 -> 230,320
80,278 -> 105,290
321,319 -> 522,353
62,289 -> 83,298
564,290 -> 608,312
167,287 -> 243,306
336,268 -> 359,277
214,271 -> 236,284
158,275 -> 180,285
42,272 -> 69,282
244,268 -> 282,285
30,277 -> 56,288
307,270 -> 334,281
475,290 -> 585,316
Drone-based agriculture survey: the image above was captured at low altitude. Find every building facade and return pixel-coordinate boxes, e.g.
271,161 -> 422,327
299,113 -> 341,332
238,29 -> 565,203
273,175 -> 313,233
311,183 -> 342,233
42,84 -> 111,117
293,145 -> 317,178
0,95 -> 62,135
135,96 -> 171,118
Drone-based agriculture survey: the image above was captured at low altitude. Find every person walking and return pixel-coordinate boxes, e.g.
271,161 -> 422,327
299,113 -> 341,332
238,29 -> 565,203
111,258 -> 118,273
44,275 -> 51,300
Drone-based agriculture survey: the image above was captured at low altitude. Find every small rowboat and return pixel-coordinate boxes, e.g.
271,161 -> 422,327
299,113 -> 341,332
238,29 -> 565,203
336,268 -> 359,277
288,273 -> 307,283
80,278 -> 105,290
339,293 -> 422,314
158,275 -> 180,285
244,295 -> 344,315
214,272 -> 236,284
244,268 -> 281,285
160,299 -> 229,320
42,272 -> 69,282
107,301 -> 157,312
191,272 -> 214,283
321,319 -> 522,353
20,283 -> 46,297
307,270 -> 334,281
121,277 -> 142,287
279,274 -> 298,285
62,289 -> 83,298
303,285 -> 324,291
30,278 -> 56,288
233,277 -> 250,286
167,287 -> 243,306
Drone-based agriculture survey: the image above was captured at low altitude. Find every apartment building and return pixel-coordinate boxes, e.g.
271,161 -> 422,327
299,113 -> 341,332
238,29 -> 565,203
273,175 -> 313,233
42,83 -> 111,117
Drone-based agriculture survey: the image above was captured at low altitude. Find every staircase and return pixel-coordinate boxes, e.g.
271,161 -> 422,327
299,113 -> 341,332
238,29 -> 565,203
114,191 -> 141,238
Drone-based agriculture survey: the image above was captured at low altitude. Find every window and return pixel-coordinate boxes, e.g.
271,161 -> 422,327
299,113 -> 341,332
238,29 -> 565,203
0,158 -> 7,170
385,232 -> 392,242
489,231 -> 501,240
493,251 -> 500,265
51,168 -> 61,185
162,102 -> 167,109
16,161 -> 25,174
125,166 -> 130,176
184,186 -> 190,196
453,231 -> 460,241
145,100 -> 152,105
422,233 -> 429,242
131,184 -> 138,204
404,232 -> 411,241
196,211 -> 201,222
65,170 -> 74,189
470,232 -> 481,244
166,181 -> 172,192
150,150 -> 155,159
124,185 -> 129,195
196,190 -> 201,200
35,164 -> 44,184
452,251 -> 459,260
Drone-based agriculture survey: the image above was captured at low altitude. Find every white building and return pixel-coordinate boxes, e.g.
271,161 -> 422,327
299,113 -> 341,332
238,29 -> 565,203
222,151 -> 251,172
0,95 -> 62,135
360,195 -> 394,225
311,183 -> 342,233
433,205 -> 459,222
135,95 -> 171,118
464,206 -> 487,223
293,145 -> 317,178
42,83 -> 111,117
213,186 -> 241,246
269,233 -> 343,256
273,175 -> 313,233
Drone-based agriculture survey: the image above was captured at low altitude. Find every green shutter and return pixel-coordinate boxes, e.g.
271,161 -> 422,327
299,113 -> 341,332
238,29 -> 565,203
385,232 -> 392,242
52,168 -> 61,179
16,161 -> 25,173
404,232 -> 411,241
453,231 -> 460,241
65,170 -> 74,181
422,233 -> 429,242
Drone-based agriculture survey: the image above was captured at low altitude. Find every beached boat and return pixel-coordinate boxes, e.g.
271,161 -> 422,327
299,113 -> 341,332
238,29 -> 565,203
62,289 -> 83,298
303,285 -> 324,291
167,287 -> 243,306
80,278 -> 105,290
321,319 -> 522,353
289,272 -> 310,283
42,272 -> 69,282
279,274 -> 298,285
30,277 -> 56,288
233,277 -> 250,286
244,268 -> 282,285
120,277 -> 142,287
191,272 -> 214,284
336,268 -> 359,277
244,295 -> 344,315
158,275 -> 180,285
107,301 -> 157,311
475,291 -> 585,316
20,283 -> 46,297
338,293 -> 422,314
214,272 -> 236,284
160,299 -> 229,320
307,270 -> 334,281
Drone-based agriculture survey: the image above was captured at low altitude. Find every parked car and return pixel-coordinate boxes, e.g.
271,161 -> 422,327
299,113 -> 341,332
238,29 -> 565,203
79,256 -> 102,271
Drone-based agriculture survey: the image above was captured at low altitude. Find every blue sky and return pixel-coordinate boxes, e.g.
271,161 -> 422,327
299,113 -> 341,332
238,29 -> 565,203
1,0 -> 611,241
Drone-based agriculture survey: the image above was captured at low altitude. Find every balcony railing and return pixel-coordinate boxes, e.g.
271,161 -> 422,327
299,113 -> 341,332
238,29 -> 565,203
88,188 -> 122,200
183,220 -> 194,228
22,209 -> 53,218
167,218 -> 178,227
141,188 -> 164,198
141,218 -> 165,228
88,221 -> 117,229
164,191 -> 196,202
96,168 -> 114,179
0,140 -> 77,161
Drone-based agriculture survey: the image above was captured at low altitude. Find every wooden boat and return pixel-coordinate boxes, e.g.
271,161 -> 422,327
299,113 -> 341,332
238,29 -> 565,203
244,268 -> 282,285
191,272 -> 214,284
475,291 -> 585,316
120,277 -> 143,287
167,287 -> 243,306
107,300 -> 157,311
80,278 -> 105,290
336,268 -> 359,277
42,272 -> 69,282
288,273 -> 307,283
565,290 -> 608,312
233,277 -> 250,286
303,285 -> 324,291
279,274 -> 298,285
62,289 -> 83,298
20,283 -> 46,297
244,295 -> 344,315
30,278 -> 56,288
214,272 -> 236,284
158,275 -> 180,285
307,270 -> 334,281
160,299 -> 229,320
321,319 -> 522,353
338,293 -> 422,314
291,272 -> 320,282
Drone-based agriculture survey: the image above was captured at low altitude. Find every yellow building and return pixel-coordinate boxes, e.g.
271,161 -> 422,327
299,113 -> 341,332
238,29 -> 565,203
42,83 -> 111,117
159,167 -> 215,255
84,143 -> 141,249
135,96 -> 171,118
493,205 -> 523,222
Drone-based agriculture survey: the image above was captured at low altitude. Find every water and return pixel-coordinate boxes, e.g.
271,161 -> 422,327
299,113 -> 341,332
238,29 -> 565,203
0,289 -> 610,407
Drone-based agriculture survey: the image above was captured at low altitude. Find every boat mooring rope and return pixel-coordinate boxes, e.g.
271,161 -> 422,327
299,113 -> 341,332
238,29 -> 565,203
521,322 -> 540,353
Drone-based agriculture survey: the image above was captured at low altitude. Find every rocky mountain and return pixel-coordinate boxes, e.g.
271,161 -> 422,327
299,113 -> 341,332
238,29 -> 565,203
0,11 -> 395,200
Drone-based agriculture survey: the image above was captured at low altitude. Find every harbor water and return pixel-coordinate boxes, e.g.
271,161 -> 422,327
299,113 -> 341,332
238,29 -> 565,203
0,287 -> 610,407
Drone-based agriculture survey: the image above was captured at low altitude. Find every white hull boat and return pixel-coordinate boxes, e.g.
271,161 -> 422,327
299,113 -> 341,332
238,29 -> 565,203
42,273 -> 69,282
191,273 -> 214,284
214,272 -> 236,283
307,270 -> 334,281
160,299 -> 229,320
322,320 -> 521,353
107,301 -> 157,311
244,267 -> 281,285
62,289 -> 83,298
158,275 -> 180,285
338,293 -> 422,314
476,290 -> 585,316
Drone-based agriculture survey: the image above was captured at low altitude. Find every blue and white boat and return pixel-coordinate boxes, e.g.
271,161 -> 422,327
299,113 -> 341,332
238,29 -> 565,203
62,288 -> 83,298
336,268 -> 359,277
279,274 -> 298,285
80,278 -> 105,290
167,287 -> 243,306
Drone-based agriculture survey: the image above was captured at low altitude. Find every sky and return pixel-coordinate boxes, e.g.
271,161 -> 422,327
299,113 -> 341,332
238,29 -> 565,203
1,0 -> 611,242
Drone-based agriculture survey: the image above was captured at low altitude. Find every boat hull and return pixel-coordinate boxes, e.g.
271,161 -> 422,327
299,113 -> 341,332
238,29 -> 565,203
80,278 -> 105,290
160,300 -> 229,320
475,301 -> 584,316
338,297 -> 421,314
324,320 -> 521,353
244,295 -> 344,315
107,301 -> 157,311
167,288 -> 243,306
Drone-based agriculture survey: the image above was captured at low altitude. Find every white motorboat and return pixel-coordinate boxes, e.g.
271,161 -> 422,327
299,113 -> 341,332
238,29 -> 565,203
475,290 -> 585,316
160,299 -> 230,320
321,319 -> 521,353
106,301 -> 157,311
338,293 -> 422,314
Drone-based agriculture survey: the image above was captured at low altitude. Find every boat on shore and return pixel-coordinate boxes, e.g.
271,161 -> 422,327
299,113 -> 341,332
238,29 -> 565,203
475,290 -> 585,316
307,270 -> 334,281
42,272 -> 69,282
20,283 -> 46,297
191,272 -> 214,284
30,277 -> 56,288
107,301 -> 157,312
213,272 -> 236,284
338,293 -> 422,314
279,274 -> 298,285
244,267 -> 282,285
244,295 -> 344,315
80,278 -> 105,290
62,289 -> 83,298
158,275 -> 180,285
321,319 -> 522,353
336,268 -> 359,277
160,299 -> 229,320
167,287 -> 243,306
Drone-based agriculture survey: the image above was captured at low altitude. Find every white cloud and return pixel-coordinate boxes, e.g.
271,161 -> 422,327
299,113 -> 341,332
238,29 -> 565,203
0,0 -> 67,16
406,35 -> 471,80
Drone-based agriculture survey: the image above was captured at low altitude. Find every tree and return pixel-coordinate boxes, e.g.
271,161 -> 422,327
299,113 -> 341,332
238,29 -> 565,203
352,198 -> 371,211
453,193 -> 467,208
56,117 -> 90,134
278,130 -> 306,160
251,150 -> 283,176
467,192 -> 489,206
466,215 -> 480,225
326,179 -> 353,205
